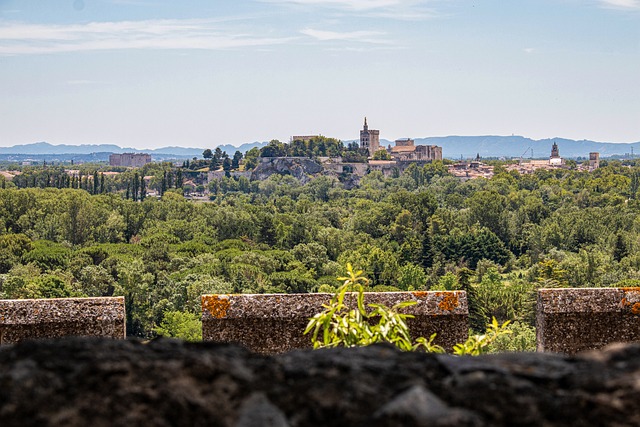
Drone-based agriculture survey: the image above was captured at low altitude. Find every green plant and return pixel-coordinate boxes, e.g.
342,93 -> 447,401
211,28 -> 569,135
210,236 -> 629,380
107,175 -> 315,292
452,317 -> 512,356
304,264 -> 445,352
487,320 -> 536,352
306,264 -> 513,355
153,310 -> 202,342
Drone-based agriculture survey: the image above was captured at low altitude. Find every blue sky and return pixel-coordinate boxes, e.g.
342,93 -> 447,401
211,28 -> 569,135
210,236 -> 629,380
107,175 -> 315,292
1,0 -> 639,149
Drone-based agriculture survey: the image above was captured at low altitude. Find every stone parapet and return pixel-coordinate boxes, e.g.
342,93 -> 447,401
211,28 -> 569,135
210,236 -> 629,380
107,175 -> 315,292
202,291 -> 468,354
0,297 -> 126,344
537,287 -> 640,353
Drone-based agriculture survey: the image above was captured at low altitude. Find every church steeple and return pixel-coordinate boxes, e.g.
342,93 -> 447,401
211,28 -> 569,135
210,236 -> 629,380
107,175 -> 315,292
360,117 -> 379,157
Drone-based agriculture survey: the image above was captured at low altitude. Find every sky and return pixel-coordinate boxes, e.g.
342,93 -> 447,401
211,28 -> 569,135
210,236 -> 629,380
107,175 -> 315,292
0,0 -> 639,149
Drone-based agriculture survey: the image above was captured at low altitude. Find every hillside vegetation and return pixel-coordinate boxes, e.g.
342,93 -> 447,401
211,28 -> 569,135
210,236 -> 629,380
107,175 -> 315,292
1,159 -> 639,343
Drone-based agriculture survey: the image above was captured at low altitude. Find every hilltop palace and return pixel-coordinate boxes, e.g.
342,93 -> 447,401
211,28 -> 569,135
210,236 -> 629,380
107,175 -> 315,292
357,118 -> 443,176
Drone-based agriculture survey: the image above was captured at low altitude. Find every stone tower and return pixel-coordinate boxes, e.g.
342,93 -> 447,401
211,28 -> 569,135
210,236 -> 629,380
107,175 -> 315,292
551,142 -> 560,159
360,117 -> 380,157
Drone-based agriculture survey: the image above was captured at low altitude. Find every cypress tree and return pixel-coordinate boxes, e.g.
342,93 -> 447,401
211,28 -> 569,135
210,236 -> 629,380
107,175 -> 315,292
140,177 -> 146,201
176,169 -> 183,189
132,173 -> 139,202
93,171 -> 99,194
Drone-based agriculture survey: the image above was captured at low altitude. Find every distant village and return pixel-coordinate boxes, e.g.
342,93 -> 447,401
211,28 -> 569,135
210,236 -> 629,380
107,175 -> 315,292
0,119 -> 605,192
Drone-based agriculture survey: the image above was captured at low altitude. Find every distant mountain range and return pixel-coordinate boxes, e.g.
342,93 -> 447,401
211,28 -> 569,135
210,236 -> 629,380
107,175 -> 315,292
1,136 -> 638,160
0,141 -> 267,158
409,136 -> 640,159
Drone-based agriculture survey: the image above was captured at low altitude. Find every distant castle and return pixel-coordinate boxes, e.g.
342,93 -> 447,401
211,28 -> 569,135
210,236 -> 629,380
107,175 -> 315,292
390,138 -> 442,162
359,118 -> 442,162
109,153 -> 151,167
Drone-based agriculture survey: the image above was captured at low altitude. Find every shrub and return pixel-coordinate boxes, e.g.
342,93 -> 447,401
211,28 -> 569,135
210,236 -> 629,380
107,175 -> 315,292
305,264 -> 512,355
487,320 -> 536,352
304,264 -> 444,352
154,310 -> 202,342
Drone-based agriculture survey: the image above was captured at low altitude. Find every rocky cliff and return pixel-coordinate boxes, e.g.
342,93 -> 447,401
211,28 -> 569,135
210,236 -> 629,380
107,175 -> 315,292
251,157 -> 323,183
0,338 -> 639,426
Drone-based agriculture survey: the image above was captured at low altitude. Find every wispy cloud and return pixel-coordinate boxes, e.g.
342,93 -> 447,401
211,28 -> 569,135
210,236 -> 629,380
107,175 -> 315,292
266,0 -> 410,11
0,19 -> 295,55
66,79 -> 109,85
262,0 -> 440,20
598,0 -> 640,10
301,28 -> 388,44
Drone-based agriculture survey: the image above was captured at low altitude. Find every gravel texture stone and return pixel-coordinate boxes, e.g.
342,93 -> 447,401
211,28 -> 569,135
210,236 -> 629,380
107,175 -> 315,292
1,338 -> 640,426
0,297 -> 125,344
202,291 -> 468,353
537,287 -> 640,353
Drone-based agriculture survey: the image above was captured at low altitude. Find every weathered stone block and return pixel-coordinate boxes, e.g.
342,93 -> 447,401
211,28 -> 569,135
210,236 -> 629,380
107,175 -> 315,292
202,291 -> 468,353
537,287 -> 640,353
0,297 -> 125,344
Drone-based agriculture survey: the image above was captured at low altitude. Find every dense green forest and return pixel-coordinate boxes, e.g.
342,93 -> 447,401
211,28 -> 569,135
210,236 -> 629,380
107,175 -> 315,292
1,158 -> 639,347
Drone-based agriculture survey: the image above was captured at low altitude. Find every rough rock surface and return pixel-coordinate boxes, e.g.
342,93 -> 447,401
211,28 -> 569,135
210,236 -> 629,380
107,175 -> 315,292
0,297 -> 125,344
251,157 -> 323,183
202,291 -> 468,353
537,287 -> 640,353
1,338 -> 640,426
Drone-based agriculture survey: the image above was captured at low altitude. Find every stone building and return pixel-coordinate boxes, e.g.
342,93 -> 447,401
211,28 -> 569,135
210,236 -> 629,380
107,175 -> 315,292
589,152 -> 600,170
360,117 -> 380,157
290,135 -> 320,143
549,142 -> 564,166
390,138 -> 442,162
109,153 -> 151,167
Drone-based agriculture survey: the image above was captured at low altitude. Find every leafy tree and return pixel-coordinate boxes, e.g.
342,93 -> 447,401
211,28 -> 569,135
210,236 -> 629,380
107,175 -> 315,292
372,149 -> 391,160
232,151 -> 243,169
243,147 -> 260,169
154,310 -> 202,341
260,140 -> 287,157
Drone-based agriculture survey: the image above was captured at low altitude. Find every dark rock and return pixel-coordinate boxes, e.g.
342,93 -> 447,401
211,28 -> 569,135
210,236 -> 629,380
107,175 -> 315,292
372,385 -> 483,427
236,393 -> 290,427
1,338 -> 640,426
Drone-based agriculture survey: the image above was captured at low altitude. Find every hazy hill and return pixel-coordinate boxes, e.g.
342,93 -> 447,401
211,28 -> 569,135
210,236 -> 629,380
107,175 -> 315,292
410,136 -> 640,159
0,142 -> 131,155
1,137 -> 639,160
0,141 -> 269,158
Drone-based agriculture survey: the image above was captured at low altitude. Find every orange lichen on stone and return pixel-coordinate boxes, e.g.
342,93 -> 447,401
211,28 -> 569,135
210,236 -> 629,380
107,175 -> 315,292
202,295 -> 231,319
411,291 -> 429,299
436,293 -> 459,312
619,294 -> 640,314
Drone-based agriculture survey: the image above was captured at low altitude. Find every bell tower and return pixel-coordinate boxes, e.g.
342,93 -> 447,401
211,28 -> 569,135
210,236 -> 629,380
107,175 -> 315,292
359,117 -> 380,157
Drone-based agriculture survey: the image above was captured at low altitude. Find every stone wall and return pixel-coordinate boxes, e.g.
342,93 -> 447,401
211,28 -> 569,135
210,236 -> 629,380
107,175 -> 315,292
0,297 -> 125,344
537,287 -> 640,353
2,338 -> 640,426
202,291 -> 468,353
